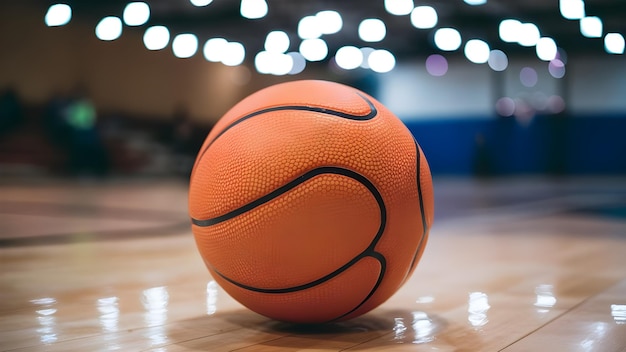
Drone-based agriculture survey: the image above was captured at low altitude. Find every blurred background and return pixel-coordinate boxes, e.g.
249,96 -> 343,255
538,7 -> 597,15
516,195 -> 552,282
1,0 -> 625,180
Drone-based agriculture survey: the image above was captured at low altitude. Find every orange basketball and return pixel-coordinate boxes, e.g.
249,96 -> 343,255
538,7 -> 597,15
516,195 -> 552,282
189,80 -> 434,323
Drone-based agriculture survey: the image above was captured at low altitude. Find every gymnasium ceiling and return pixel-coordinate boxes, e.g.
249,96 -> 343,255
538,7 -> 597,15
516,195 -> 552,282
29,0 -> 626,60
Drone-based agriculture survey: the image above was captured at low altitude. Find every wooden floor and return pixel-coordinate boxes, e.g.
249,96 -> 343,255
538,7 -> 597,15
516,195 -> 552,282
1,177 -> 625,351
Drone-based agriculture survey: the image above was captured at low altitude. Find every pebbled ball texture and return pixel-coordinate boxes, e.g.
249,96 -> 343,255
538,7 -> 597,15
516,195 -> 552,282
189,80 -> 434,323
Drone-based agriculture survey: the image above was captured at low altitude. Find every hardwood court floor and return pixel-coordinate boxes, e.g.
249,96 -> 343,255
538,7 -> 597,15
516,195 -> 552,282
1,177 -> 625,351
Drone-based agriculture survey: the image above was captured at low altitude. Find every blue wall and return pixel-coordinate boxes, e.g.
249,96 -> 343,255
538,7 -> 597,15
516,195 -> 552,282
406,114 -> 626,176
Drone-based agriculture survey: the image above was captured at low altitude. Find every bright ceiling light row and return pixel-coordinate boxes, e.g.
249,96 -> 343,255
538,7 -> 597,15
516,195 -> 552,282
560,0 -> 623,54
46,0 -> 621,78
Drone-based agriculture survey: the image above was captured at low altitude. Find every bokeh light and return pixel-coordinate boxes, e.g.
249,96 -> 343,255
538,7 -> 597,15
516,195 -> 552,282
317,10 -> 343,35
520,67 -> 538,88
335,46 -> 363,70
298,16 -> 321,40
488,50 -> 508,71
580,16 -> 603,38
222,42 -> 245,66
434,28 -> 462,51
464,0 -> 487,5
605,33 -> 625,54
518,23 -> 540,47
410,6 -> 437,29
95,16 -> 122,41
464,39 -> 490,64
240,0 -> 268,19
255,51 -> 292,75
560,0 -> 585,20
425,54 -> 448,76
548,59 -> 566,78
359,19 -> 386,42
45,4 -> 72,27
264,31 -> 290,53
172,33 -> 198,58
499,19 -> 521,43
287,52 -> 306,74
536,37 -> 557,61
123,2 -> 150,26
385,0 -> 414,16
203,38 -> 228,62
299,38 -> 328,61
190,0 -> 213,6
368,49 -> 395,73
496,97 -> 516,117
359,47 -> 375,69
143,26 -> 169,50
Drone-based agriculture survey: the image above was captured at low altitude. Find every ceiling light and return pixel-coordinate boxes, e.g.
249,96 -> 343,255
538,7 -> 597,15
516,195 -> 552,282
254,51 -> 293,75
123,2 -> 150,26
299,38 -> 328,61
335,46 -> 363,70
368,49 -> 395,73
358,19 -> 386,42
434,28 -> 461,51
298,15 -> 321,39
240,0 -> 268,20
143,25 -> 169,50
172,33 -> 198,58
45,4 -> 72,27
559,0 -> 585,20
536,37 -> 557,61
580,16 -> 603,38
265,31 -> 289,53
190,0 -> 213,6
203,38 -> 227,62
385,0 -> 414,16
222,42 -> 245,66
499,19 -> 521,43
95,16 -> 122,41
464,0 -> 486,5
464,39 -> 490,64
410,6 -> 437,29
518,23 -> 540,47
605,33 -> 625,54
317,10 -> 342,35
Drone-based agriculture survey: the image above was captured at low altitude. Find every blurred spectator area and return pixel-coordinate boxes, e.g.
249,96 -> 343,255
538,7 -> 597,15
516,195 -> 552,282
0,99 -> 210,178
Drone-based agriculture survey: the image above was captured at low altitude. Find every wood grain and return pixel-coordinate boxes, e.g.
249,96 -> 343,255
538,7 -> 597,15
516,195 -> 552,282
1,178 -> 625,351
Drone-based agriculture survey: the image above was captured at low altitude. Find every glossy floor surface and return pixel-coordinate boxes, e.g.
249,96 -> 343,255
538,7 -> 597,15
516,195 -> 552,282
1,177 -> 625,351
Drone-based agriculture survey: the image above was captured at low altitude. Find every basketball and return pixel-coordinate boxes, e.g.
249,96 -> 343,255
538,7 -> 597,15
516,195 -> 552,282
188,80 -> 434,323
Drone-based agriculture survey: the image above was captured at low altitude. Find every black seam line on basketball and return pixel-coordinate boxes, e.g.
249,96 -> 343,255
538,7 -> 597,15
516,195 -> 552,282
191,166 -> 385,229
330,251 -> 387,322
407,139 -> 429,274
199,166 -> 387,295
191,92 -> 378,175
